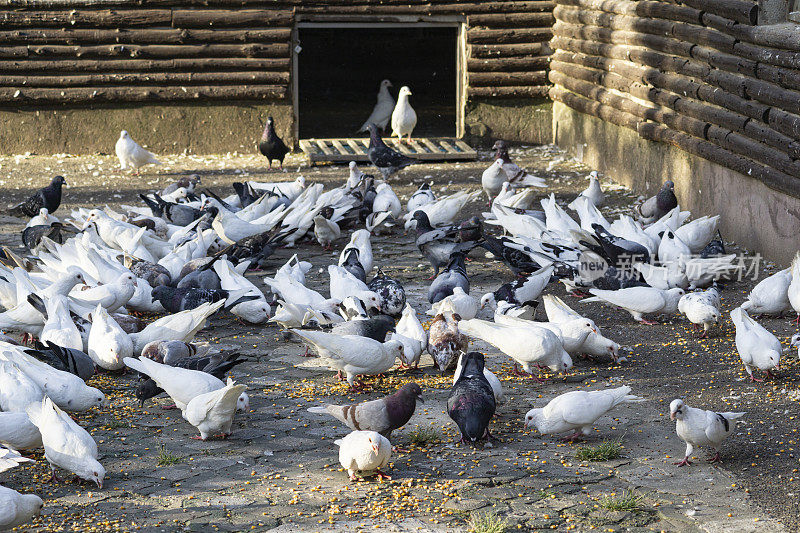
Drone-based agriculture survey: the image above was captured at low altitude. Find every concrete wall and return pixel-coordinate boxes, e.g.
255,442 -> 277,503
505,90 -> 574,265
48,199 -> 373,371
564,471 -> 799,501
0,102 -> 294,155
553,101 -> 800,266
465,98 -> 552,146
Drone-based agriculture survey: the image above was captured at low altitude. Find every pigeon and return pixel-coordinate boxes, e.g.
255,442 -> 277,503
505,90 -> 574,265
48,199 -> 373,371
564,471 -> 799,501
428,252 -> 469,304
428,286 -> 478,321
367,269 -> 406,317
70,273 -> 137,314
669,399 -> 745,466
372,183 -> 402,219
290,330 -> 404,389
590,223 -> 650,266
365,211 -> 396,236
731,307 -> 782,382
0,412 -> 43,451
26,397 -> 105,488
140,340 -> 212,365
413,211 -> 476,278
29,295 -> 82,352
633,261 -> 688,290
457,318 -> 572,377
129,300 -> 225,355
330,315 -> 395,343
23,340 -> 93,382
328,265 -> 381,312
313,208 -> 341,250
124,356 -> 249,412
307,382 -> 423,438
427,311 -> 468,373
367,123 -> 415,179
678,286 -> 721,338
635,180 -> 677,223
140,193 -> 202,227
161,174 -> 201,196
21,223 -> 75,251
497,315 -> 596,356
582,287 -> 685,324
151,286 -> 252,314
791,253 -> 800,324
8,175 -> 66,218
0,447 -> 34,473
568,171 -> 604,208
524,386 -> 643,441
358,79 -> 395,133
128,258 -> 171,288
391,86 -> 417,142
407,182 -> 436,214
339,247 -> 367,283
116,130 -> 160,175
480,236 -> 542,275
87,304 -> 133,371
543,295 -> 620,361
480,265 -> 553,310
0,360 -> 45,413
491,141 -> 547,189
258,116 -> 289,170
741,268 -> 792,316
335,430 -> 392,481
25,207 -> 58,228
339,229 -> 374,276
447,351 -> 496,445
657,230 -> 690,265
183,378 -> 247,440
674,215 -> 720,254
700,230 -> 726,258
453,353 -> 504,403
0,484 -> 43,530
396,303 -> 427,368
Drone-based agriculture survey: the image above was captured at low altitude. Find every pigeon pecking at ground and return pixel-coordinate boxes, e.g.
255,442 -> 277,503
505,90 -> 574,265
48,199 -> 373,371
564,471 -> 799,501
335,430 -> 392,482
8,175 -> 66,218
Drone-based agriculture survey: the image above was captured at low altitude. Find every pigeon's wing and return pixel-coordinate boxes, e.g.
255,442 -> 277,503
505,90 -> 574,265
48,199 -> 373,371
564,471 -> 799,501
353,398 -> 391,431
415,228 -> 456,247
588,287 -> 666,314
543,391 -> 613,426
703,410 -> 733,445
183,387 -> 225,426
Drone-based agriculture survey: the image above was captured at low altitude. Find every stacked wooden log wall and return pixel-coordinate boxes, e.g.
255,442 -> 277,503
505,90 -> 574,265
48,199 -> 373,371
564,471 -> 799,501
0,1 -> 554,106
550,0 -> 800,196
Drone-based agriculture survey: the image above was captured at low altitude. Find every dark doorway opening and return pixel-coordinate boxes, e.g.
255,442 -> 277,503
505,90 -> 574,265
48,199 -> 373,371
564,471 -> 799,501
297,25 -> 459,140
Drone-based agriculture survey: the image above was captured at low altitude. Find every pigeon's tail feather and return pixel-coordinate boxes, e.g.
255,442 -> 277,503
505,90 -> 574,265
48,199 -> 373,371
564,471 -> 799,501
307,406 -> 329,414
622,394 -> 646,403
580,297 -> 602,304
722,411 -> 746,420
139,194 -> 162,216
26,293 -> 47,319
123,356 -> 149,377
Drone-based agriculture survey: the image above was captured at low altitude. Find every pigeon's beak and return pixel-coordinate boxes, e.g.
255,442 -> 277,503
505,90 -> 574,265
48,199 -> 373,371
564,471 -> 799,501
669,411 -> 677,420
371,443 -> 379,454
96,479 -> 103,489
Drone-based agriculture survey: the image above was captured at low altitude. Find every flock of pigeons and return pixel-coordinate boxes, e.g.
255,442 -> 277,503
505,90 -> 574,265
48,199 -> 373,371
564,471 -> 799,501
1,120 -> 798,529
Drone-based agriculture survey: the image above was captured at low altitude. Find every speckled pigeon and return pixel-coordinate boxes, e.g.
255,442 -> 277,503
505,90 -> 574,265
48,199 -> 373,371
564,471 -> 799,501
367,123 -> 415,179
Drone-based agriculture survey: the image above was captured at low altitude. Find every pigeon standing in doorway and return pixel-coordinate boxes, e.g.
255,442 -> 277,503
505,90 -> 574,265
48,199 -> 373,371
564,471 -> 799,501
258,116 -> 289,170
358,79 -> 395,133
8,176 -> 66,218
367,123 -> 415,179
391,86 -> 417,143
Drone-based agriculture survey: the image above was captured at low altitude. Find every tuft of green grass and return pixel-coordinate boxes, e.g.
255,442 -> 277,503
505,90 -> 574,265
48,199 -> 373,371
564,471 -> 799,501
468,511 -> 508,533
156,444 -> 182,466
598,491 -> 643,512
575,438 -> 623,462
105,420 -> 128,430
408,427 -> 440,447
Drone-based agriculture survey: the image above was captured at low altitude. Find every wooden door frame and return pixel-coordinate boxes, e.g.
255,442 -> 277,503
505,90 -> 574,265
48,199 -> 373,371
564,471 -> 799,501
292,17 -> 468,145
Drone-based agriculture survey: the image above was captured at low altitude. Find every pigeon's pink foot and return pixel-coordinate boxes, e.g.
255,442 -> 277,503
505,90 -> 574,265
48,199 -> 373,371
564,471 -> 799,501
47,470 -> 61,483
426,274 -> 436,281
299,346 -> 314,358
708,452 -> 722,463
749,375 -> 764,383
161,404 -> 177,410
560,431 -> 585,443
638,319 -> 658,325
374,469 -> 392,481
673,457 -> 691,467
569,290 -> 590,298
191,435 -> 206,440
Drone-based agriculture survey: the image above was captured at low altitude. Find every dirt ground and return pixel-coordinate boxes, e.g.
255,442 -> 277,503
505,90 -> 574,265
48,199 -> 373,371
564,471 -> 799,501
0,145 -> 798,532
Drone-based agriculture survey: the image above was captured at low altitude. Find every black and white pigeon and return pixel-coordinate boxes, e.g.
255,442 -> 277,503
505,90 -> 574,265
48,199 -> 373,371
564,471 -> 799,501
258,116 -> 289,170
413,211 -> 477,278
151,286 -> 256,313
175,257 -> 223,290
22,223 -> 77,251
635,180 -> 678,223
25,341 -> 95,382
161,174 -> 201,196
669,399 -> 745,466
587,223 -> 650,266
140,193 -> 202,226
367,123 -> 415,179
232,182 -> 261,208
330,315 -> 396,342
480,265 -> 553,310
480,236 -> 542,275
367,269 -> 406,317
307,382 -> 423,438
9,176 -> 66,218
700,230 -> 726,258
447,351 -> 496,445
340,247 -> 367,283
428,252 -> 469,304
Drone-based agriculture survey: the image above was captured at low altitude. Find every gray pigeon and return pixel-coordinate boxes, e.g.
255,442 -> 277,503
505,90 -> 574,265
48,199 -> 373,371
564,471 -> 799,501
140,340 -> 211,365
428,252 -> 469,304
367,123 -> 415,179
635,180 -> 677,223
161,174 -> 201,196
340,247 -> 367,283
447,351 -> 496,445
413,211 -> 477,278
330,315 -> 395,342
128,258 -> 171,287
307,382 -> 423,438
26,341 -> 95,381
151,286 -> 256,313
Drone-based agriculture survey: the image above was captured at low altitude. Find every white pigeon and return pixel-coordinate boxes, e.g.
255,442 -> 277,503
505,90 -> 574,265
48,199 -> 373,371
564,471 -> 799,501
335,430 -> 392,481
567,171 -> 604,209
790,253 -> 800,323
290,330 -> 404,388
211,259 -> 270,325
115,130 -> 160,174
568,195 -> 610,232
338,229 -> 373,275
542,295 -> 620,361
346,161 -> 365,191
38,295 -> 83,352
0,484 -> 43,530
453,353 -> 505,403
0,412 -> 43,451
731,307 -> 782,382
669,399 -> 744,466
678,286 -> 721,338
582,287 -> 685,324
496,315 -> 597,356
457,318 -> 572,376
372,182 -> 402,219
633,262 -> 688,290
682,254 -> 740,290
741,268 -> 792,316
390,86 -> 417,142
403,190 -> 481,230
87,304 -> 132,371
494,300 -> 538,321
359,79 -> 395,132
481,159 -> 508,201
365,211 -> 396,236
123,356 -> 249,412
525,386 -> 643,441
658,230 -> 690,265
69,273 -> 137,313
26,207 -> 59,229
791,333 -> 800,358
313,215 -> 341,249
0,346 -> 105,412
0,360 -> 45,413
674,215 -> 720,253
427,286 -> 478,320
328,265 -> 381,312
183,378 -> 248,441
0,447 -> 34,473
129,300 -> 225,355
395,303 -> 427,368
26,397 -> 104,488
541,193 -> 581,236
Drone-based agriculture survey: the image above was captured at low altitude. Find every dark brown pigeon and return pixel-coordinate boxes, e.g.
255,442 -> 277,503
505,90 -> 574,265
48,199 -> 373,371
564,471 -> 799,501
9,175 -> 66,218
258,116 -> 289,170
447,351 -> 496,445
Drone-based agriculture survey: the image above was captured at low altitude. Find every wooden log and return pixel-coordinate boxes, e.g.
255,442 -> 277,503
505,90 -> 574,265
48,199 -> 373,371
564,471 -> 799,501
708,126 -> 800,178
1,84 -> 288,103
0,70 -> 289,87
662,0 -> 758,25
755,63 -> 800,95
468,12 -> 554,28
171,9 -> 293,28
552,21 -> 695,58
0,43 -> 289,59
0,28 -> 291,45
549,85 -> 641,129
690,45 -> 757,77
707,14 -> 800,52
468,85 -> 550,98
3,0 -> 551,8
734,41 -> 800,71
470,71 -> 549,87
0,57 -> 290,72
467,57 -> 550,72
470,42 -> 551,59
767,109 -> 800,144
744,120 -> 800,160
0,9 -> 172,27
467,28 -> 552,44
